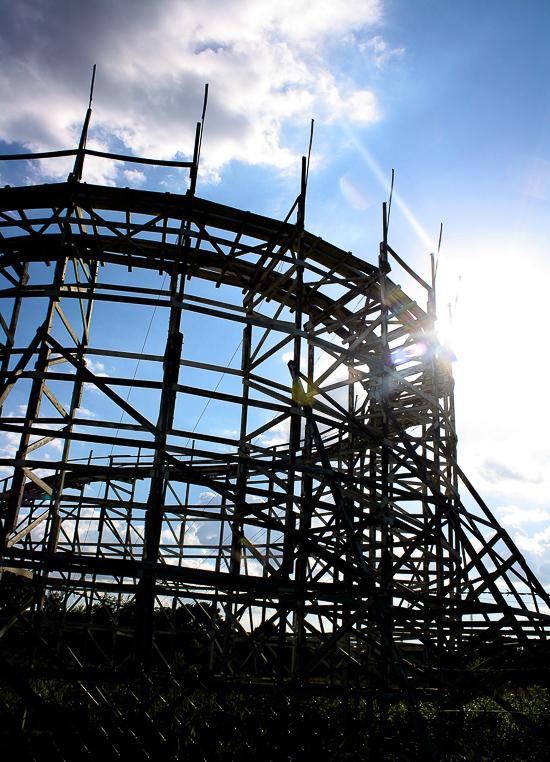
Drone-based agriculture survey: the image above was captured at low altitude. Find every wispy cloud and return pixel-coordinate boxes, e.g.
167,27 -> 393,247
359,35 -> 405,70
482,457 -> 543,485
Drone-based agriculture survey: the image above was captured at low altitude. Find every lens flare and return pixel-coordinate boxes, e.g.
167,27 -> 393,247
340,123 -> 437,253
391,342 -> 428,365
339,174 -> 371,210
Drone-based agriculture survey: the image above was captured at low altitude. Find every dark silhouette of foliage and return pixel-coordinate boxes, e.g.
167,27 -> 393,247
1,584 -> 549,761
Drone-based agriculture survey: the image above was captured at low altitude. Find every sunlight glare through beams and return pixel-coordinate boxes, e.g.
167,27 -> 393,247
340,122 -> 437,254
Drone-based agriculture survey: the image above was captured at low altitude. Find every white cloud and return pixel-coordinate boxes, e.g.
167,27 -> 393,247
498,505 -> 550,530
198,490 -> 220,505
281,350 -> 307,371
241,556 -> 263,577
86,359 -> 106,375
514,527 -> 550,557
0,428 -> 19,458
259,417 -> 290,449
0,0 -> 384,184
84,358 -> 109,392
123,168 -> 146,187
76,407 -> 96,419
47,438 -> 63,453
0,408 -> 65,459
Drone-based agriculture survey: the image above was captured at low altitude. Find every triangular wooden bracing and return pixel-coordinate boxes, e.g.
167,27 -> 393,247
1,178 -> 549,758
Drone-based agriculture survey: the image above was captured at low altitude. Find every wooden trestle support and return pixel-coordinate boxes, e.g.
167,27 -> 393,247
1,136 -> 550,758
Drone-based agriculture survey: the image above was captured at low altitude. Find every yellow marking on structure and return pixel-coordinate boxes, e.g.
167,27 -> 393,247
291,379 -> 317,406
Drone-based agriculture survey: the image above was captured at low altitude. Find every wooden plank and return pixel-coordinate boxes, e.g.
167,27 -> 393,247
0,327 -> 44,407
22,467 -> 53,495
25,434 -> 60,454
0,310 -> 13,343
0,148 -> 77,161
0,567 -> 34,579
43,385 -> 70,418
54,301 -> 81,347
0,266 -> 19,287
7,509 -> 49,547
83,148 -> 193,168
43,334 -> 160,437
387,245 -> 431,292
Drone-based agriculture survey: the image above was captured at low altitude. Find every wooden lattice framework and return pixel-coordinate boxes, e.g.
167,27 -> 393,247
1,100 -> 550,757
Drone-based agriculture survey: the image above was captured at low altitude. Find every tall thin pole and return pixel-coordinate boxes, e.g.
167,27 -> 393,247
70,64 -> 96,183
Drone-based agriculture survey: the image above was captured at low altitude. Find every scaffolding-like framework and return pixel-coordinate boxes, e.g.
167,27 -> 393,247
1,96 -> 550,756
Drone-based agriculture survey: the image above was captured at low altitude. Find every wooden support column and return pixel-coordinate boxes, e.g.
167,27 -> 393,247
429,253 -> 445,647
47,257 -> 99,556
133,192 -> 189,698
279,157 -> 307,680
0,261 -> 29,417
292,339 -> 314,674
378,202 -> 394,697
2,249 -> 70,546
379,202 -> 392,593
231,320 -> 252,575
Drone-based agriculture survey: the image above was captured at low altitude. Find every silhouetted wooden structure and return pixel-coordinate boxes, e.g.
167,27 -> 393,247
1,83 -> 549,759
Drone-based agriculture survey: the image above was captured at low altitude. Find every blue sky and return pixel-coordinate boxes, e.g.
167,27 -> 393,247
1,0 -> 550,584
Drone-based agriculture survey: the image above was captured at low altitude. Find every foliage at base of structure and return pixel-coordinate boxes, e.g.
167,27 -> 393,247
1,589 -> 549,760
1,679 -> 548,761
